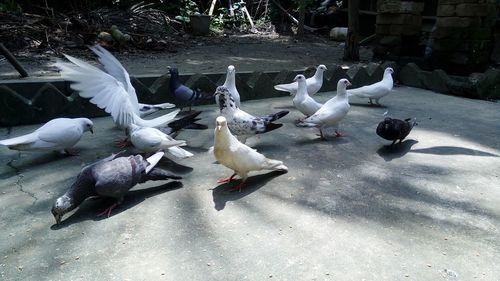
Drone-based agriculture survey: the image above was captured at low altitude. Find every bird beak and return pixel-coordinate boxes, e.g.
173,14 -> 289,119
347,81 -> 352,86
216,124 -> 222,130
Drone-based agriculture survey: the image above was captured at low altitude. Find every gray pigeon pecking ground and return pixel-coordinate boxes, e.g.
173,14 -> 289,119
51,151 -> 181,224
376,117 -> 417,145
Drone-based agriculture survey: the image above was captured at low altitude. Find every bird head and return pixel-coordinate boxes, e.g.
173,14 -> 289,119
227,65 -> 235,75
51,195 -> 72,225
337,78 -> 352,90
385,67 -> 394,75
293,74 -> 306,82
168,67 -> 179,76
82,118 -> 94,134
216,116 -> 227,131
317,65 -> 327,72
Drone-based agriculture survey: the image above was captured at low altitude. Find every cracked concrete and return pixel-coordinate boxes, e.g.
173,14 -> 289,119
0,86 -> 499,280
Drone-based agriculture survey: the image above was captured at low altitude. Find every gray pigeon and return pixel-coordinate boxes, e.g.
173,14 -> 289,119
51,151 -> 181,224
376,117 -> 417,145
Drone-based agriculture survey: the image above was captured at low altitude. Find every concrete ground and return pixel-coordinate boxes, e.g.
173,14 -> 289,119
0,86 -> 499,281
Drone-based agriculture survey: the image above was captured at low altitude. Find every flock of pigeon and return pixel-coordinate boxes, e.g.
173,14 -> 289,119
0,45 -> 417,225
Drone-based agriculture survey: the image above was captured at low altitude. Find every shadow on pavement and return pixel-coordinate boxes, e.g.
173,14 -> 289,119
410,146 -> 499,157
211,170 -> 287,211
50,181 -> 183,229
376,139 -> 418,161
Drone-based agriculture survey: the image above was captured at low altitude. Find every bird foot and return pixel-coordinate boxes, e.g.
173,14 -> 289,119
229,182 -> 245,192
114,138 -> 129,148
217,175 -> 235,184
64,148 -> 79,156
97,203 -> 118,218
335,132 -> 345,137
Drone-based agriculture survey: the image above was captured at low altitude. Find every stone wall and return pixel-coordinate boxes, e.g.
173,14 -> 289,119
375,0 -> 425,57
429,0 -> 498,74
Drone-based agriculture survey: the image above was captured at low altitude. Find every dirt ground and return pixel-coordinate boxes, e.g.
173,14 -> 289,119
0,34 -> 374,79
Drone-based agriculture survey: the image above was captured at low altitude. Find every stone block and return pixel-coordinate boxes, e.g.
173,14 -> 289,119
376,14 -> 421,25
456,3 -> 489,16
379,1 -> 424,14
328,66 -> 350,90
439,0 -> 480,4
421,69 -> 450,94
474,69 -> 500,99
351,67 -> 371,88
430,26 -> 465,39
379,35 -> 401,46
273,70 -> 298,86
437,5 -> 456,17
437,17 -> 482,28
246,72 -> 279,99
376,24 -> 392,35
399,63 -> 423,88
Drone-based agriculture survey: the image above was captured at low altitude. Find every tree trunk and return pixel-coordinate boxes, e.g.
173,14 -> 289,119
343,0 -> 360,61
297,0 -> 306,36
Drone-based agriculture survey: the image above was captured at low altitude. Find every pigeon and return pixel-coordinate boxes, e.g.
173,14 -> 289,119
128,124 -> 194,159
0,118 -> 93,155
213,116 -> 288,192
158,110 -> 208,138
274,64 -> 327,96
347,67 -> 394,106
376,117 -> 417,145
296,79 -> 351,140
216,86 -> 289,143
54,48 -> 180,129
89,45 -> 175,116
221,65 -> 241,108
168,67 -> 212,111
292,74 -> 323,118
51,151 -> 181,224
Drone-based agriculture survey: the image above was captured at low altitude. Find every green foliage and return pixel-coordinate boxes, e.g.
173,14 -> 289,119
175,0 -> 200,23
0,0 -> 20,12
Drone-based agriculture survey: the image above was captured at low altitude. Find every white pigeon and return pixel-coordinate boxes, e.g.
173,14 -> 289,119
54,50 -> 179,129
347,67 -> 394,106
296,78 -> 351,140
274,64 -> 327,96
0,118 -> 93,155
215,65 -> 241,108
128,124 -> 193,159
89,45 -> 175,116
215,86 -> 289,143
292,74 -> 323,118
213,116 -> 288,192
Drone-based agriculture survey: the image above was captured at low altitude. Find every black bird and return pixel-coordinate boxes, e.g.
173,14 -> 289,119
376,117 -> 417,145
159,110 -> 208,138
51,151 -> 181,224
169,67 -> 212,111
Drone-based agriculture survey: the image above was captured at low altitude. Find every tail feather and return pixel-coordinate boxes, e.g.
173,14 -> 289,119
0,133 -> 36,147
295,121 -> 318,128
264,158 -> 288,171
166,111 -> 206,134
262,123 -> 283,133
167,146 -> 194,159
261,110 -> 289,122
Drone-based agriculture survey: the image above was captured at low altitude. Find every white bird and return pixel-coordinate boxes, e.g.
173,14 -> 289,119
292,74 -> 323,118
214,116 -> 288,192
0,118 -> 93,155
274,64 -> 327,96
128,124 -> 193,159
54,49 -> 179,129
296,78 -> 351,140
89,45 -> 175,116
347,67 -> 394,106
216,86 -> 289,143
216,65 -> 241,108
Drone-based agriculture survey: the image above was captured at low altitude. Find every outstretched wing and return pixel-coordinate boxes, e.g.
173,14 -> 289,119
89,45 -> 140,112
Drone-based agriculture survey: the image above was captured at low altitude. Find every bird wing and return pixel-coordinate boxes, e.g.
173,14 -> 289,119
36,119 -> 82,145
55,55 -> 179,128
89,45 -> 140,112
305,97 -> 348,125
347,81 -> 390,98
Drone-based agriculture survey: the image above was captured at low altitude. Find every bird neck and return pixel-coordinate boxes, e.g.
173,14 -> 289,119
63,177 -> 96,212
314,69 -> 324,80
223,74 -> 235,88
295,81 -> 308,98
169,72 -> 182,88
214,126 -> 234,148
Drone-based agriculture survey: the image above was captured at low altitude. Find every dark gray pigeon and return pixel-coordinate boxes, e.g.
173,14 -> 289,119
376,117 -> 417,145
216,86 -> 289,143
169,67 -> 212,111
51,151 -> 181,224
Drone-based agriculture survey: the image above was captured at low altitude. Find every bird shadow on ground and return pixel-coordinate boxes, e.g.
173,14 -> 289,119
211,171 -> 287,211
410,146 -> 499,157
348,102 -> 387,108
50,181 -> 183,229
158,158 -> 194,175
274,105 -> 296,110
294,135 -> 350,145
376,139 -> 418,161
0,152 -> 70,178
